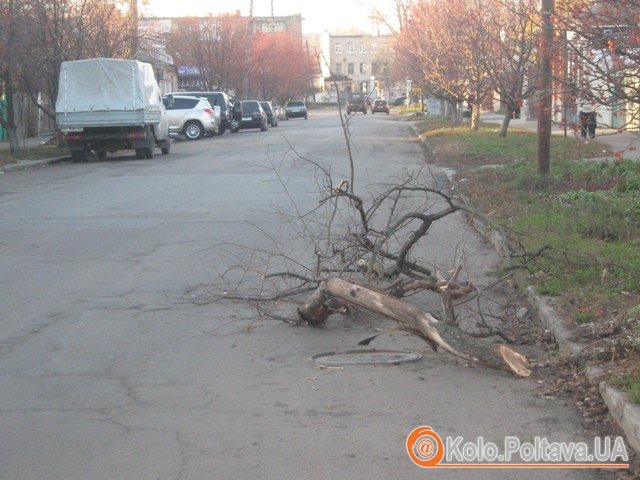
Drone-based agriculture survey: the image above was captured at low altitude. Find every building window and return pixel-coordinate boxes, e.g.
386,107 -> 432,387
360,44 -> 365,53
335,44 -> 342,53
347,44 -> 354,53
360,63 -> 366,74
348,63 -> 354,74
335,64 -> 342,74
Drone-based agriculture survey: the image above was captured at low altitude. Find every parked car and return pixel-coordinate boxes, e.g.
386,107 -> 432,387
346,96 -> 368,114
171,91 -> 233,134
284,101 -> 307,120
371,99 -> 390,114
393,95 -> 407,106
260,101 -> 278,127
230,100 -> 268,132
162,95 -> 219,140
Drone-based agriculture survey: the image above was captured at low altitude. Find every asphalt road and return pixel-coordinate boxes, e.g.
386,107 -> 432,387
0,109 -> 614,479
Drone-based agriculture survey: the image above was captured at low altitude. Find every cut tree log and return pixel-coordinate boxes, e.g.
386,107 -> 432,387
298,278 -> 531,377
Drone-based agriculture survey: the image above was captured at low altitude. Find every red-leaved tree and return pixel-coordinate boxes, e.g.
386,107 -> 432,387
249,31 -> 314,103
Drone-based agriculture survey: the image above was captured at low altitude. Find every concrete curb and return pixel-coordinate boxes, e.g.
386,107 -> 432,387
586,367 -> 640,453
413,123 -> 640,455
0,156 -> 68,173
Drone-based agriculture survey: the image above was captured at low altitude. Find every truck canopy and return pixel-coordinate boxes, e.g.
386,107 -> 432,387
56,58 -> 163,115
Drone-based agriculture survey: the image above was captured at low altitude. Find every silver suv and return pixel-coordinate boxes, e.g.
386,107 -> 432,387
167,91 -> 232,134
162,95 -> 220,140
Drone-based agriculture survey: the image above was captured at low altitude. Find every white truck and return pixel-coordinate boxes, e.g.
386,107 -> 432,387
56,58 -> 170,162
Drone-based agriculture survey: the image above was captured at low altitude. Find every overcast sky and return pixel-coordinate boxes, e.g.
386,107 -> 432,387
141,0 -> 397,34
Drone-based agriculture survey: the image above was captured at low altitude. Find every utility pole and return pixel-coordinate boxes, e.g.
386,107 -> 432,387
537,0 -> 554,175
129,0 -> 139,59
242,0 -> 254,98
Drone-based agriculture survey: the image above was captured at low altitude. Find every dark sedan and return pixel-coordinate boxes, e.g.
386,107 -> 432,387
230,100 -> 268,133
260,101 -> 279,127
284,101 -> 307,120
371,99 -> 390,114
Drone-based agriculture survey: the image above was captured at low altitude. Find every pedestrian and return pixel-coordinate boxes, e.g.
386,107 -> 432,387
512,95 -> 523,119
577,96 -> 597,139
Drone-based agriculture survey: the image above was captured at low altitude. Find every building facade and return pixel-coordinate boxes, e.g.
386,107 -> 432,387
323,33 -> 400,102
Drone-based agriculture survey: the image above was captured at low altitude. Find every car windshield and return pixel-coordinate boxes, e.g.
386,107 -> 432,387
260,103 -> 272,113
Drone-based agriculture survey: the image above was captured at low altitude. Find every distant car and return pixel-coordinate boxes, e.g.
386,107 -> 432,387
170,91 -> 233,134
371,99 -> 390,114
393,95 -> 407,106
260,101 -> 278,127
347,96 -> 368,114
284,101 -> 307,120
230,100 -> 268,132
162,95 -> 219,140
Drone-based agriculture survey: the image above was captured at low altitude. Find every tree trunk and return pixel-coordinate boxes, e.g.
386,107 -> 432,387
449,100 -> 460,126
499,107 -> 513,138
537,0 -> 554,175
470,100 -> 481,131
298,278 -> 531,377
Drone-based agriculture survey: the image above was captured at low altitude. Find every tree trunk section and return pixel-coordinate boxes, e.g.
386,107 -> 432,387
470,101 -> 480,131
298,278 -> 531,377
499,107 -> 512,138
537,0 -> 554,174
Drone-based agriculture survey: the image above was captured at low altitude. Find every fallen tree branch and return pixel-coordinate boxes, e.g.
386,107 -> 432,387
298,278 -> 531,377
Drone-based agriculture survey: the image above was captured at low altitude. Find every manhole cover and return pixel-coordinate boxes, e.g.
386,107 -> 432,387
310,349 -> 422,366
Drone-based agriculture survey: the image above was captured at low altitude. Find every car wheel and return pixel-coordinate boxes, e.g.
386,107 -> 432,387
304,115 -> 308,119
97,150 -> 107,159
218,126 -> 226,134
183,121 -> 203,140
260,122 -> 268,132
161,146 -> 170,155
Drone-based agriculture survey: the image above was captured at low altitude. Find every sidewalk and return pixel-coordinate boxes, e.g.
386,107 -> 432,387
482,111 -> 640,161
0,135 -> 68,173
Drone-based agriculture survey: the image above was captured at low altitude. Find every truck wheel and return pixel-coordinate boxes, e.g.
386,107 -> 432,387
71,149 -> 88,163
135,148 -> 145,159
184,121 -> 203,140
144,147 -> 155,159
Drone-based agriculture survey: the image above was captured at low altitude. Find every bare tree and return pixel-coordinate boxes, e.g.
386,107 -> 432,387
167,15 -> 251,94
0,0 -> 27,154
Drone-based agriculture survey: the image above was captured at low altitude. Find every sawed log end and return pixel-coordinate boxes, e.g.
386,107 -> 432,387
496,343 -> 532,378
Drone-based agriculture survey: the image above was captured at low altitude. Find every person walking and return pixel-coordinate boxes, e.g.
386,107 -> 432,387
577,96 -> 597,139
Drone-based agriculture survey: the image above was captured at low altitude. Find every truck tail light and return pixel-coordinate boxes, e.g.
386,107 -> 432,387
63,133 -> 84,141
125,131 -> 147,139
